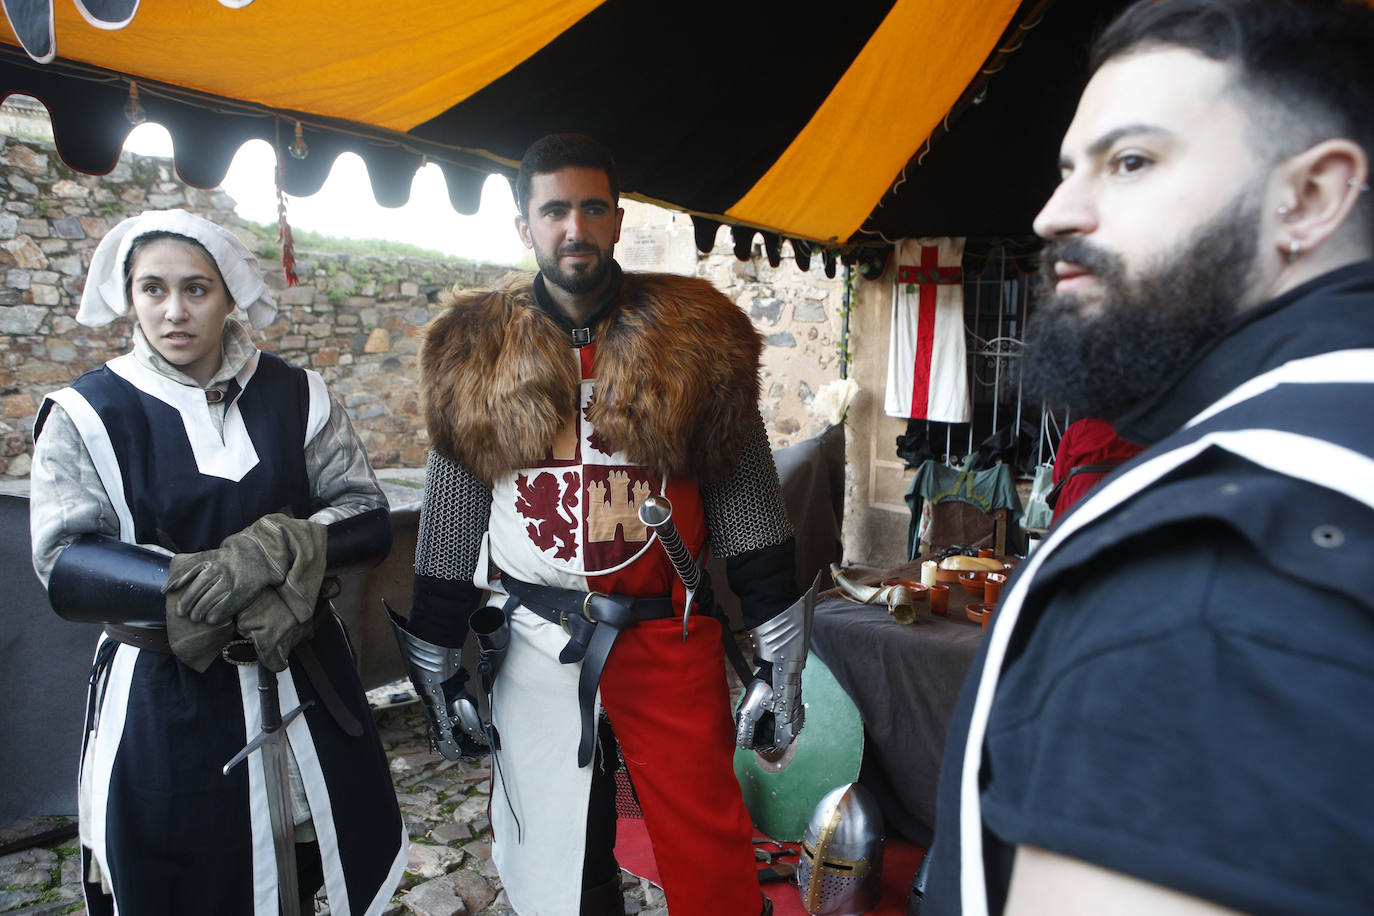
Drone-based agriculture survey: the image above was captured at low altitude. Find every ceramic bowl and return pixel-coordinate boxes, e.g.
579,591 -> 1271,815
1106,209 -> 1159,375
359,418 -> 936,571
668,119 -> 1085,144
957,570 -> 989,600
880,578 -> 928,600
965,601 -> 996,627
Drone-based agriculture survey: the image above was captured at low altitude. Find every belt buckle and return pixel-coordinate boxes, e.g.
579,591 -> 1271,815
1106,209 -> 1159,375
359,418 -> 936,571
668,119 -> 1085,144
559,591 -> 605,635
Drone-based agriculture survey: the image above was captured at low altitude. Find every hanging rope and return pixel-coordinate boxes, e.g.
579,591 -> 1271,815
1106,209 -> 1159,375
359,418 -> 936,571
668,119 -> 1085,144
274,145 -> 298,287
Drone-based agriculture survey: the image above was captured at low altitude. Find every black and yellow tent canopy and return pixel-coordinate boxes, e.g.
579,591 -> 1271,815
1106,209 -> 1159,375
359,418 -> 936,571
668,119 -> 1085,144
1,0 -> 1128,269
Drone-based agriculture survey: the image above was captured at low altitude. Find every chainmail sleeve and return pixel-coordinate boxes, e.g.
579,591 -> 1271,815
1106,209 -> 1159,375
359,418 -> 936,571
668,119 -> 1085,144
408,448 -> 493,647
701,413 -> 798,629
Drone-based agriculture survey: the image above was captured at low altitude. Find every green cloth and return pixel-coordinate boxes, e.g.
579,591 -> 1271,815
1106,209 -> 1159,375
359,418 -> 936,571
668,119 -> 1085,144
904,459 -> 1022,560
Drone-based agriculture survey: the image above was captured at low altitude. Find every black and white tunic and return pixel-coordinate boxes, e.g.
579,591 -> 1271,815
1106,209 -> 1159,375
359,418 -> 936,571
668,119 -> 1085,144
31,324 -> 406,916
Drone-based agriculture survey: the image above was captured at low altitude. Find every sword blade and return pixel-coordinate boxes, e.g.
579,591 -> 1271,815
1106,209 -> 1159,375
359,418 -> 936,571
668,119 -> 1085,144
260,735 -> 301,916
224,664 -> 311,916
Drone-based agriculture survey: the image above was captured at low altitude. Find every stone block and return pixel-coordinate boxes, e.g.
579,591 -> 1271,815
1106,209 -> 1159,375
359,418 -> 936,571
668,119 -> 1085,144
7,175 -> 37,197
281,335 -> 307,350
364,328 -> 391,353
400,281 -> 420,297
750,297 -> 781,325
50,253 -> 83,277
427,822 -> 470,846
406,842 -> 463,879
1,144 -> 48,172
80,216 -> 111,238
51,216 -> 85,239
765,331 -> 797,348
0,887 -> 43,910
280,285 -> 316,306
30,283 -> 58,306
47,341 -> 77,363
0,212 -> 17,240
449,869 -> 497,913
795,298 -> 828,322
147,192 -> 185,209
6,451 -> 31,477
3,237 -> 48,269
314,347 -> 340,367
0,304 -> 46,334
3,393 -> 36,418
401,878 -> 469,915
17,219 -> 49,238
329,272 -> 357,292
6,268 -> 29,289
50,179 -> 89,199
307,323 -> 332,338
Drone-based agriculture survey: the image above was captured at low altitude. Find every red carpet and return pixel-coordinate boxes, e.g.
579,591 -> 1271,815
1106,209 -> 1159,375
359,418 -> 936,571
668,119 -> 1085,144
614,815 -> 924,915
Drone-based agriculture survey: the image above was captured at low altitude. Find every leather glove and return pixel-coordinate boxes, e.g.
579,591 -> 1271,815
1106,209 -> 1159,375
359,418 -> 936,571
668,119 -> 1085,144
163,514 -> 299,624
236,588 -> 319,673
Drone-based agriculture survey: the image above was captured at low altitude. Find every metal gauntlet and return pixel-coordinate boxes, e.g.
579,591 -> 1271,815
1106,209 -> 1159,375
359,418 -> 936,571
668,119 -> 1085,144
736,573 -> 820,754
385,602 -> 489,762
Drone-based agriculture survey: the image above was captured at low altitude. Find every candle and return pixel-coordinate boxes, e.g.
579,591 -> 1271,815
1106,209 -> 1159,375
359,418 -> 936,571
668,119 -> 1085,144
921,560 -> 938,588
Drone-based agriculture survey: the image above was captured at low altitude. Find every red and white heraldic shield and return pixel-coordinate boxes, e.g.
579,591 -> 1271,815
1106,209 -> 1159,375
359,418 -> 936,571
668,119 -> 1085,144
487,346 -> 707,596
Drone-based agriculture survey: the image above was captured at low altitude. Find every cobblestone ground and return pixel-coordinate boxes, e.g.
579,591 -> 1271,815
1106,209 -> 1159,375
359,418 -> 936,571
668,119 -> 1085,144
0,691 -> 667,916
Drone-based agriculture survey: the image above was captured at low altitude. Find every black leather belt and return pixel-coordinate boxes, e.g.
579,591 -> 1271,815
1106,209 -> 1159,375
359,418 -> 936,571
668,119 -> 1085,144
500,576 -> 676,767
102,617 -> 362,738
104,622 -> 172,653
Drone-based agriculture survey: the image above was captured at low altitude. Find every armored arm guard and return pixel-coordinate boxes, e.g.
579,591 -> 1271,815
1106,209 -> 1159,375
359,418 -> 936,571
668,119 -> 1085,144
324,506 -> 393,575
390,449 -> 496,761
386,600 -> 491,762
736,572 -> 820,754
48,534 -> 170,625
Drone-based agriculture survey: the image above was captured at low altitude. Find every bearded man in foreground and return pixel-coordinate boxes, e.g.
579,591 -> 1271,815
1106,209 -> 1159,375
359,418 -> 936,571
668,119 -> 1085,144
923,1 -> 1374,914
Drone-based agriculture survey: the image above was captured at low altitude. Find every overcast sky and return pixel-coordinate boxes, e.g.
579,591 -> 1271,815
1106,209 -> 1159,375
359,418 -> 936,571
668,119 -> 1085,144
124,123 -> 528,266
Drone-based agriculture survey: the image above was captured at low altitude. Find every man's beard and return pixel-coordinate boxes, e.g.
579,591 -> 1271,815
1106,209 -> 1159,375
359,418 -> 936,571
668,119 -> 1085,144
1022,191 -> 1262,420
535,240 -> 614,295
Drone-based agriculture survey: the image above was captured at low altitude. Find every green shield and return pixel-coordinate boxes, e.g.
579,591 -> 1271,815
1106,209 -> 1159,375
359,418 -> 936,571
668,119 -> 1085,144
733,652 -> 864,842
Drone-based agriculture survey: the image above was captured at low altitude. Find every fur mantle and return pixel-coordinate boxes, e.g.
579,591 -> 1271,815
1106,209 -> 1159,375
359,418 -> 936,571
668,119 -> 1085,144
421,272 -> 763,486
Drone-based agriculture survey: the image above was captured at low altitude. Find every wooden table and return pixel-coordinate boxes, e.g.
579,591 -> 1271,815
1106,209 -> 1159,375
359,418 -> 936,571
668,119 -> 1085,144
809,561 -> 990,846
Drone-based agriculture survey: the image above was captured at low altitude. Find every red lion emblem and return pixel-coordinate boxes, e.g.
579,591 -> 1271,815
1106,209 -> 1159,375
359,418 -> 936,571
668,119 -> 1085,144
514,470 -> 580,560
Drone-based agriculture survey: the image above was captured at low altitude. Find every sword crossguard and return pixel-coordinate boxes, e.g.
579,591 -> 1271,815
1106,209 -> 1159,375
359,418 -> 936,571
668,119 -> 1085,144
223,698 -> 314,775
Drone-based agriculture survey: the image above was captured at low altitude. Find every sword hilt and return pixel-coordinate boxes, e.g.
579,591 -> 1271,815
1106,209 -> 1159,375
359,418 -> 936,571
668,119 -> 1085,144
638,496 -> 701,591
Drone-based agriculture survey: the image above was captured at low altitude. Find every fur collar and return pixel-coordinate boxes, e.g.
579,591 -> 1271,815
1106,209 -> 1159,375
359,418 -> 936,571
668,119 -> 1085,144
421,271 -> 762,486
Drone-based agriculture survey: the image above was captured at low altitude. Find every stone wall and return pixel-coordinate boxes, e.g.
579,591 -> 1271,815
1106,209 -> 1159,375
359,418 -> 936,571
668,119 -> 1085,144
1,134 -> 845,482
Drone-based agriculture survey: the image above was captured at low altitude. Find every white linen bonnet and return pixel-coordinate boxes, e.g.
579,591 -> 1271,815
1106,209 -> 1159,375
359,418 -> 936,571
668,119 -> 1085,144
77,209 -> 277,329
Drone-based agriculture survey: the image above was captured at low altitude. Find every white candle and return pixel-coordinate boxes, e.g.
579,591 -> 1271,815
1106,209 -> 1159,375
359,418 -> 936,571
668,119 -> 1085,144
921,560 -> 938,587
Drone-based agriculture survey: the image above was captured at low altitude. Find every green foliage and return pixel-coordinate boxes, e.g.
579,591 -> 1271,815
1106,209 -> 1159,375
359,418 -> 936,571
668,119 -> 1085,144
328,288 -> 349,306
243,220 -> 475,263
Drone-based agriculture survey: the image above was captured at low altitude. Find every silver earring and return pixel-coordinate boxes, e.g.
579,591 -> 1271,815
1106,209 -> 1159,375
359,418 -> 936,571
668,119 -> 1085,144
1289,238 -> 1302,257
1276,204 -> 1290,216
1348,178 -> 1371,191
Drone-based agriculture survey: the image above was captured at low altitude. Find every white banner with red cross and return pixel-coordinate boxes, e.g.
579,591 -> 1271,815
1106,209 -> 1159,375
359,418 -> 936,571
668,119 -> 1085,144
884,237 -> 970,422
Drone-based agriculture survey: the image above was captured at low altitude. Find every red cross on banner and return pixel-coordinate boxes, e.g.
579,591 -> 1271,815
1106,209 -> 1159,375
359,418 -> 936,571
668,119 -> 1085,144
885,238 -> 971,422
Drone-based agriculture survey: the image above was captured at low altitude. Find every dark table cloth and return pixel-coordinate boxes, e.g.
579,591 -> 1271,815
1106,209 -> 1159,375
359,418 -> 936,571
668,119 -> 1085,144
809,561 -> 987,846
